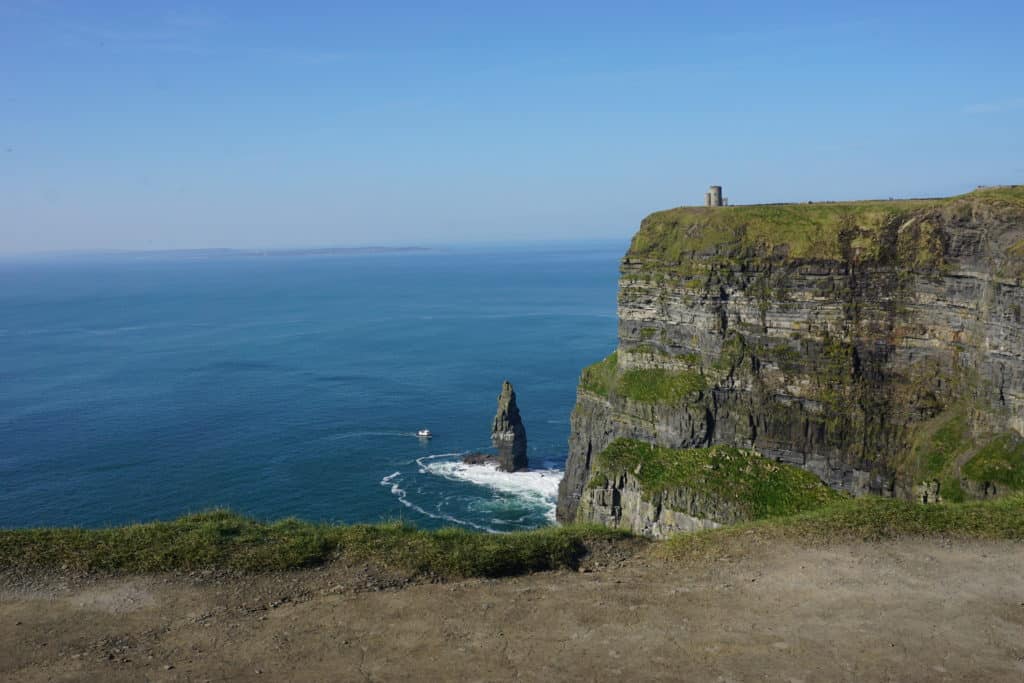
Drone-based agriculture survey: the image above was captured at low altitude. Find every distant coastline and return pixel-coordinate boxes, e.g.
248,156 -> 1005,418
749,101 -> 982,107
3,246 -> 434,262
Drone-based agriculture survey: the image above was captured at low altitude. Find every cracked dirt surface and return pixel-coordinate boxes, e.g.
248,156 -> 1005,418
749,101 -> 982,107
2,538 -> 1023,682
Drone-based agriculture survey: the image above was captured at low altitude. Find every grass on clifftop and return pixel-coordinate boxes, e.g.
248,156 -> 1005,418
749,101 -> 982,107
628,185 -> 1024,263
579,352 -> 707,403
591,439 -> 841,519
658,494 -> 1024,559
0,512 -> 629,577
4,499 -> 1022,576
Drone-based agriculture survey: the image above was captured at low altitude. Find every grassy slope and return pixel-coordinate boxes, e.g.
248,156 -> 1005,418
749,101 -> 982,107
660,494 -> 1024,559
590,439 -> 841,520
628,185 -> 1024,262
0,511 -> 628,577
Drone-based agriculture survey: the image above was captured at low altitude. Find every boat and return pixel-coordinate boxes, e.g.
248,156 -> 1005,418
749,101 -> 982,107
417,429 -> 432,438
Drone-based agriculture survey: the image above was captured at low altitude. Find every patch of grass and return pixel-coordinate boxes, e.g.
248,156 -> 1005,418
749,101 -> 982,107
578,351 -> 706,403
907,408 -> 1024,497
915,411 -> 971,481
618,367 -> 707,403
657,494 -> 1024,559
591,439 -> 840,519
963,433 -> 1024,490
903,407 -> 977,501
579,351 -> 617,397
0,510 -> 630,577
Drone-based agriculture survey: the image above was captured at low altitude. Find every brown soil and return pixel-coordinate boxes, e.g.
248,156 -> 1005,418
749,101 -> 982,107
2,538 -> 1023,682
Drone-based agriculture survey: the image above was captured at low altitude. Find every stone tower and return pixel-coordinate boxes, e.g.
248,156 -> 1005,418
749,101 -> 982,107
705,185 -> 723,207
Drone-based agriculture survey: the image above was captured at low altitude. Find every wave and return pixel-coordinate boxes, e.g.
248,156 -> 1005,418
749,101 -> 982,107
417,454 -> 563,523
379,470 -> 499,533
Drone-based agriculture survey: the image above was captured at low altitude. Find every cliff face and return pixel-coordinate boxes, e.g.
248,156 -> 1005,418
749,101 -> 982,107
558,187 -> 1024,524
579,472 -> 723,537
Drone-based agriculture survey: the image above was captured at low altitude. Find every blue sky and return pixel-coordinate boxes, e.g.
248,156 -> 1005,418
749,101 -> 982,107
1,1 -> 1022,253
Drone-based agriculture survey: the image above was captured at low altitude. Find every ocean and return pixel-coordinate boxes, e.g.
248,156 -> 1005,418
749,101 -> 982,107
0,243 -> 623,531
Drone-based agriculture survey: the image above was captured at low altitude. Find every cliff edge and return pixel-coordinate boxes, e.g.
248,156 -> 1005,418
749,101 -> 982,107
558,186 -> 1024,528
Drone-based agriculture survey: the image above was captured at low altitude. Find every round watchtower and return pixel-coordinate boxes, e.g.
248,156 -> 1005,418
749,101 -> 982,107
705,185 -> 723,207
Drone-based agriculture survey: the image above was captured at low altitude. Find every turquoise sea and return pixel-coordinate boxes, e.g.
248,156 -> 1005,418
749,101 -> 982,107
0,243 -> 623,531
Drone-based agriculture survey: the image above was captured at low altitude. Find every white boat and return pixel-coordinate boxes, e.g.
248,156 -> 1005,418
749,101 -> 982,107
417,429 -> 432,438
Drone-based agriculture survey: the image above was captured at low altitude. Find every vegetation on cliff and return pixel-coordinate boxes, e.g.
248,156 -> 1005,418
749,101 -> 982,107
903,406 -> 1024,502
567,183 -> 1024,522
589,439 -> 841,520
579,352 -> 706,403
627,185 -> 1024,264
963,433 -> 1024,491
0,511 -> 628,576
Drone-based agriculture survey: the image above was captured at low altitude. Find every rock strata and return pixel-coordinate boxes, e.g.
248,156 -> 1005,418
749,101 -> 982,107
557,186 -> 1024,525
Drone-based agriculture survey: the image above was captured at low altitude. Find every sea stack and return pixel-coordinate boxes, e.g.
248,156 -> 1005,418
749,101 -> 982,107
492,380 -> 528,472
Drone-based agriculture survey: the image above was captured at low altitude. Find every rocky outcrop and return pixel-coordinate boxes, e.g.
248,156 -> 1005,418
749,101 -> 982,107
492,380 -> 528,471
579,472 -> 723,537
558,187 -> 1024,524
463,380 -> 529,472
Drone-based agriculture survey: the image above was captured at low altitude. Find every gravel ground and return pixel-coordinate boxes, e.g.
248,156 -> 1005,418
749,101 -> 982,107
1,538 -> 1022,682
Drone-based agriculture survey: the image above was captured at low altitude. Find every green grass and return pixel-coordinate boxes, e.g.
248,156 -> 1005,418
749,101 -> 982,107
963,434 -> 1024,490
591,439 -> 841,519
0,510 -> 630,577
4,497 -> 1021,577
579,352 -> 618,397
630,200 -> 931,262
915,411 -> 971,481
969,184 -> 1024,209
578,352 -> 707,404
906,407 -> 1024,499
627,186 -> 1024,264
617,367 -> 707,402
658,494 -> 1024,559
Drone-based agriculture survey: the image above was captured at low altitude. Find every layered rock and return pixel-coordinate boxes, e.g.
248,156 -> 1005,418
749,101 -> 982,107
463,380 -> 529,472
492,380 -> 528,471
581,472 -> 723,537
558,187 -> 1024,524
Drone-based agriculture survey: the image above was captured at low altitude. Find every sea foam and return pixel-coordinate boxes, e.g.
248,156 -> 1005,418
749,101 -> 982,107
380,468 -> 498,532
418,455 -> 563,523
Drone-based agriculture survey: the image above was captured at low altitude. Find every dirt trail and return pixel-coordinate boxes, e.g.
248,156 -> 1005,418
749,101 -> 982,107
2,539 -> 1023,682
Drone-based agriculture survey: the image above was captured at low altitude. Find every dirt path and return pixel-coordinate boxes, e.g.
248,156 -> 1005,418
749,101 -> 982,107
2,539 -> 1023,682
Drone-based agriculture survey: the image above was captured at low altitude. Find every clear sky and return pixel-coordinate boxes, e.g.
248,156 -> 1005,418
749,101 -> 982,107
1,1 -> 1022,253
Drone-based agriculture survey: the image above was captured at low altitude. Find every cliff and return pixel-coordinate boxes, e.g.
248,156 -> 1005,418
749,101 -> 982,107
558,186 -> 1024,527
